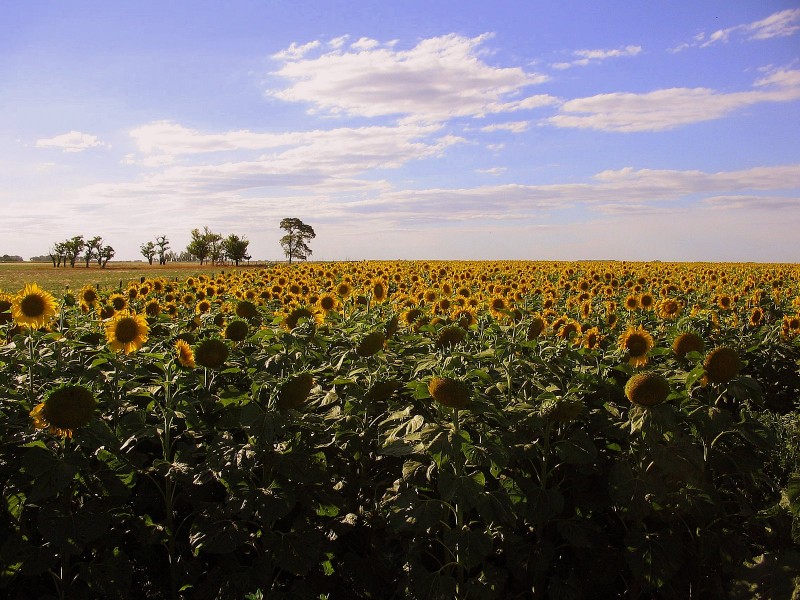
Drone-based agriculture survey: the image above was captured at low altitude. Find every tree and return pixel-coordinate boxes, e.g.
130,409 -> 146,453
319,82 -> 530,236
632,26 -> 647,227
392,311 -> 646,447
64,236 -> 85,268
155,235 -> 170,265
84,236 -> 103,268
222,234 -> 251,266
279,218 -> 315,264
140,241 -> 157,265
186,227 -> 218,265
98,245 -> 115,268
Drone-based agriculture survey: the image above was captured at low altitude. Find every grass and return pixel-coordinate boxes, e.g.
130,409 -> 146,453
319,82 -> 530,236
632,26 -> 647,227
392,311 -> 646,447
0,261 -> 274,295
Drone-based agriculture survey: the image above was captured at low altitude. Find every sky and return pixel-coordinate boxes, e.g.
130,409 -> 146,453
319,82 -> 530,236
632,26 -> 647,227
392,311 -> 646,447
2,1 -> 799,263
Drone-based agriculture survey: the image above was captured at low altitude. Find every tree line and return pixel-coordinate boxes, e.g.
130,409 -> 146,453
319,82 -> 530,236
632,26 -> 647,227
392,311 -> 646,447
30,219 -> 314,267
47,236 -> 116,268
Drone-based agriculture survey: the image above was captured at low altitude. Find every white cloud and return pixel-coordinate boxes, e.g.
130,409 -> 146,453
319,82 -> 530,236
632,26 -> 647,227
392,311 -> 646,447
480,121 -> 530,133
671,8 -> 800,51
269,33 -> 552,120
35,131 -> 107,152
546,67 -> 800,132
271,40 -> 321,60
553,45 -> 641,69
475,167 -> 507,174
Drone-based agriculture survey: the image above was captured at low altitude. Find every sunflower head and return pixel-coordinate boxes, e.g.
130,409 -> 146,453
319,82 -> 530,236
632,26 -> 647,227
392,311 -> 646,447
356,331 -> 386,357
625,373 -> 671,407
672,332 -> 705,359
283,307 -> 315,330
277,373 -> 315,410
527,316 -> 546,340
194,338 -> 229,369
12,283 -> 58,329
105,311 -> 149,354
31,383 -> 96,437
175,339 -> 195,368
372,280 -> 388,302
618,325 -> 655,368
366,379 -> 401,402
539,397 -> 584,423
428,376 -> 470,410
235,300 -> 259,319
318,294 -> 338,313
224,319 -> 249,342
109,293 -> 128,312
0,293 -> 12,326
703,346 -> 741,385
435,326 -> 466,350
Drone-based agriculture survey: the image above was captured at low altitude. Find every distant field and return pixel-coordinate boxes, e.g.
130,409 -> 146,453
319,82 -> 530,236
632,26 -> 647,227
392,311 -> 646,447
0,261 -> 273,295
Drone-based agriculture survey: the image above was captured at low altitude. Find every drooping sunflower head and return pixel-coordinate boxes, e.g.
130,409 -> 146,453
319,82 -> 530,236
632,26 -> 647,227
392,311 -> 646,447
31,383 -> 96,437
372,280 -> 388,302
527,315 -> 547,340
539,397 -> 584,423
435,326 -> 466,350
748,307 -> 764,328
356,331 -> 386,357
618,325 -> 655,368
277,372 -> 315,410
557,320 -> 582,342
625,373 -> 671,407
12,283 -> 58,329
235,300 -> 259,319
672,332 -> 705,359
428,376 -> 470,410
224,319 -> 249,342
105,311 -> 149,354
703,346 -> 741,385
283,306 -> 315,330
581,326 -> 603,349
175,339 -> 195,368
194,338 -> 229,369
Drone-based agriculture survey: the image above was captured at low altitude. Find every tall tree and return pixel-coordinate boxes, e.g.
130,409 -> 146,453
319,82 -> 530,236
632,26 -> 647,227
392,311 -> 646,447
222,234 -> 251,266
140,241 -> 157,265
84,236 -> 103,268
155,235 -> 170,265
186,227 -> 218,265
98,245 -> 115,268
65,236 -> 85,268
279,218 -> 315,264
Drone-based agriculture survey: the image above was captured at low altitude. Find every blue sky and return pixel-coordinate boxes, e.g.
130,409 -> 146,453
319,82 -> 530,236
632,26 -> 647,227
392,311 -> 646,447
2,1 -> 799,262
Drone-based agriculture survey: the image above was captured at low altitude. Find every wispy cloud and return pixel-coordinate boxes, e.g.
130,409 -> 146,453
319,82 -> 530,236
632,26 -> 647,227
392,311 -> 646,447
552,45 -> 641,69
546,66 -> 800,132
480,121 -> 530,133
269,33 -> 554,121
35,131 -> 107,153
671,8 -> 800,52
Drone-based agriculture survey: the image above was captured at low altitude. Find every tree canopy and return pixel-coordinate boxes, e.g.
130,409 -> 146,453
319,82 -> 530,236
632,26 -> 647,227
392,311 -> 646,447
279,218 -> 315,264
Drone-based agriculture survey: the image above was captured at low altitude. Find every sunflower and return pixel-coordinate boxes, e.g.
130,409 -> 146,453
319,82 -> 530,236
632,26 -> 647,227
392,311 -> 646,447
672,332 -> 705,359
618,325 -> 655,368
356,331 -> 385,357
488,295 -> 508,319
224,319 -> 249,342
428,376 -> 470,409
194,338 -> 229,369
144,300 -> 161,317
782,315 -> 800,338
277,373 -> 315,410
175,339 -> 195,368
435,326 -> 466,349
625,373 -> 670,407
557,320 -> 582,343
580,327 -> 603,349
106,311 -> 149,354
283,307 -> 315,330
539,397 -> 584,423
317,294 -> 338,313
658,298 -> 681,319
624,294 -> 639,311
372,280 -> 388,302
109,293 -> 128,312
639,293 -> 655,310
0,293 -> 12,326
748,307 -> 764,328
235,300 -> 259,319
30,383 -> 96,437
195,299 -> 212,315
702,346 -> 741,385
336,282 -> 353,298
79,285 -> 99,308
527,315 -> 547,340
11,283 -> 58,329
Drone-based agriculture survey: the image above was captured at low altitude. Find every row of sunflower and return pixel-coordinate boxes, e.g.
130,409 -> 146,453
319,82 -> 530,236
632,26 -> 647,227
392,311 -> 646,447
0,261 -> 799,598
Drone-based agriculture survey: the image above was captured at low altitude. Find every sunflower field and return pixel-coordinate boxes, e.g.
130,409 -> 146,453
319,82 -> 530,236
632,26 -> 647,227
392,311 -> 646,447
1,260 -> 799,599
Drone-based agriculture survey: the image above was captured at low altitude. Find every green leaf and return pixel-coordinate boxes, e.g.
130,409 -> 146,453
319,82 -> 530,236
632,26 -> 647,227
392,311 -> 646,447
444,528 -> 493,570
